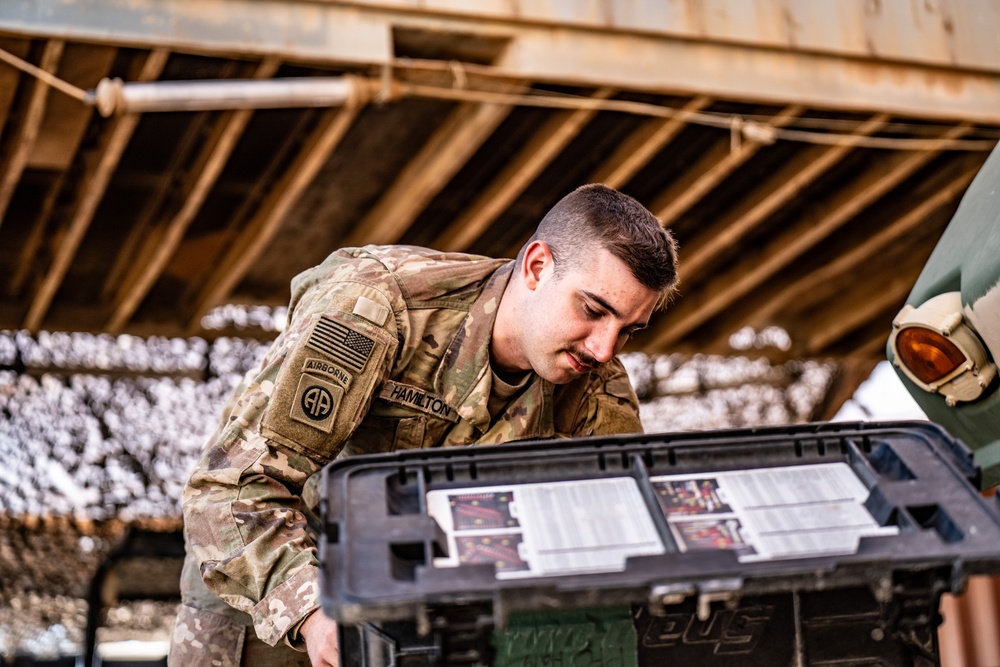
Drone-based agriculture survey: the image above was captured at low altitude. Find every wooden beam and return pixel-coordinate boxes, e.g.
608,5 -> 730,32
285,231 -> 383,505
806,271 -> 916,354
9,173 -> 65,298
693,157 -> 980,357
22,49 -> 169,332
339,85 -> 523,248
652,105 -> 804,226
746,162 -> 980,329
434,87 -> 614,252
0,39 -> 30,144
187,105 -> 361,332
589,95 -> 712,189
101,58 -> 247,302
851,331 -> 893,362
8,0 -> 1000,123
107,57 -> 281,333
0,40 -> 63,229
678,114 -> 889,284
27,43 -> 118,171
9,46 -> 118,297
654,124 -> 969,346
820,297 -> 904,361
99,112 -> 211,302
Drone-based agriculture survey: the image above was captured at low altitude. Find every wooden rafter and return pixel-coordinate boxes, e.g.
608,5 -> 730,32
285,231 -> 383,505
9,173 -> 65,298
647,123 -> 974,352
0,40 -> 31,146
22,49 -> 169,332
107,57 -> 281,333
9,46 -> 118,299
0,40 -> 63,229
10,0 -> 1000,124
434,87 -> 614,252
651,105 -> 804,226
339,83 -> 525,248
675,114 -> 890,284
851,329 -> 894,361
100,99 -> 212,301
589,96 -> 712,189
806,271 -> 917,354
744,163 -> 980,331
823,302 -> 900,360
187,105 -> 361,332
100,59 -> 249,301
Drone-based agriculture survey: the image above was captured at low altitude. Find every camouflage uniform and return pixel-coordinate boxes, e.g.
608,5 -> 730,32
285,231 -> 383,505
169,246 -> 643,665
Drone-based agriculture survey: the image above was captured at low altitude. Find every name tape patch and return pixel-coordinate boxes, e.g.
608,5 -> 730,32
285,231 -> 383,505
379,380 -> 459,422
306,316 -> 375,373
301,358 -> 352,389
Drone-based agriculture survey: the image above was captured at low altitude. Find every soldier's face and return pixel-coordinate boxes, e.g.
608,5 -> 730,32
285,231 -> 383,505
522,244 -> 658,384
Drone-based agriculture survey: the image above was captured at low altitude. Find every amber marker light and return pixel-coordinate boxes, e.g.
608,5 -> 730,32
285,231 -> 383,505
890,292 -> 997,406
895,327 -> 967,385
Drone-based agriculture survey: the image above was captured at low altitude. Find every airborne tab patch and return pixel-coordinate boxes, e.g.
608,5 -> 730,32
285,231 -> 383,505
379,380 -> 459,422
306,316 -> 375,373
301,358 -> 352,389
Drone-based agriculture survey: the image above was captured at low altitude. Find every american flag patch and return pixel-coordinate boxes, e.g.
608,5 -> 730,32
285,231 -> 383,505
306,316 -> 376,373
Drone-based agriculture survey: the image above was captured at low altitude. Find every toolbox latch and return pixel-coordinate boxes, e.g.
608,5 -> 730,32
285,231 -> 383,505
650,578 -> 744,620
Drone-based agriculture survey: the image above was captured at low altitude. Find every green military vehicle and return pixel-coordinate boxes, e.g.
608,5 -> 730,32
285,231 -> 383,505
888,141 -> 1000,489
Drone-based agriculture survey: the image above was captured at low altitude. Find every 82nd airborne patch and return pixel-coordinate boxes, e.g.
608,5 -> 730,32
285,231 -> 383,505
289,374 -> 344,433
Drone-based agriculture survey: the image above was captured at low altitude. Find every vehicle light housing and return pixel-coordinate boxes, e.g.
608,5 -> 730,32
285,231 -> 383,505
894,328 -> 966,384
890,292 -> 997,406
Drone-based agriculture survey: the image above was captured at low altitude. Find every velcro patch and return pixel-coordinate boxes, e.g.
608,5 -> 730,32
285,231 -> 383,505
353,295 -> 389,326
289,375 -> 345,433
301,357 -> 352,389
306,316 -> 375,373
379,380 -> 459,422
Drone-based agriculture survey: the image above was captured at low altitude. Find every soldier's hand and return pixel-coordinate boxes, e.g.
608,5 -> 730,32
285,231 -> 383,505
300,610 -> 340,666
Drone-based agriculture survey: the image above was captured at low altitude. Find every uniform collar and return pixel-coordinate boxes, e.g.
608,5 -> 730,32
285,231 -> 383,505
435,261 -> 553,437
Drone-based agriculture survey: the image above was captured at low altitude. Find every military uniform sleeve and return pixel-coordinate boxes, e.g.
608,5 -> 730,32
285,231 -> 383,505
553,356 -> 643,437
182,268 -> 399,647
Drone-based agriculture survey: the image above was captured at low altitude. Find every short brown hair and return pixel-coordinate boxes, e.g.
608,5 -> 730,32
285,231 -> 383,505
518,184 -> 679,309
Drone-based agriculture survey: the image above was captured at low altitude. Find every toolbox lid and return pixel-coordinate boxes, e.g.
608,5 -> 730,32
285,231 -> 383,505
319,421 -> 1000,625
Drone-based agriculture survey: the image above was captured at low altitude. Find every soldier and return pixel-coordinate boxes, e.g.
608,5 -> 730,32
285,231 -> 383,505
169,184 -> 679,666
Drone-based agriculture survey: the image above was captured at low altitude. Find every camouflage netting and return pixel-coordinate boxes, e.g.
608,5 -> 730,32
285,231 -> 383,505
621,352 -> 837,432
0,326 -> 836,659
0,335 -> 267,521
0,329 -> 268,659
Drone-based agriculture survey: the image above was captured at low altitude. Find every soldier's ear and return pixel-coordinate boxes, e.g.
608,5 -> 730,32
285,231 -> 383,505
522,241 -> 552,290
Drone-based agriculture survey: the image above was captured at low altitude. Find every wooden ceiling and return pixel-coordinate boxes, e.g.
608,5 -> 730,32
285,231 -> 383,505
1,0 -> 998,409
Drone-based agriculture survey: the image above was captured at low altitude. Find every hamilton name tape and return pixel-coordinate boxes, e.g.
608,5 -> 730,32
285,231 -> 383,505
302,358 -> 352,388
379,380 -> 459,422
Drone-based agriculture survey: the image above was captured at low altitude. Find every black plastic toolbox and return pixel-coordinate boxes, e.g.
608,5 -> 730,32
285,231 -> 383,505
319,421 -> 1000,666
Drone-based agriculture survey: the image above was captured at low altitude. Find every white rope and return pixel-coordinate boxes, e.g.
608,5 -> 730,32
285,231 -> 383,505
0,46 -> 89,103
0,45 -> 995,151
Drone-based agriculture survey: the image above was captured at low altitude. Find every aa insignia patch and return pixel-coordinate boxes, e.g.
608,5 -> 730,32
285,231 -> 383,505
289,375 -> 344,433
307,316 -> 375,373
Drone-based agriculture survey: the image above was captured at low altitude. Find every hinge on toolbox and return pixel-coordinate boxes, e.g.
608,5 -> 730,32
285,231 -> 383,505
428,604 -> 495,666
876,569 -> 952,663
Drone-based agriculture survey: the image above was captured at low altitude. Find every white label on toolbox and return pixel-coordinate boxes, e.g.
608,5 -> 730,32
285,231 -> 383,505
649,462 -> 898,562
426,477 -> 665,579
